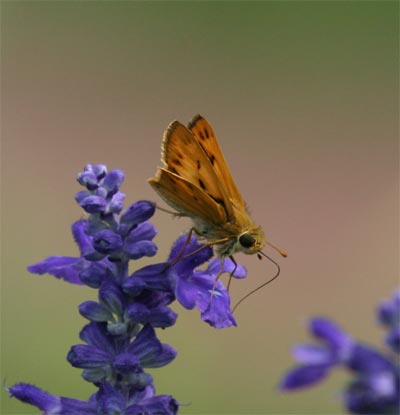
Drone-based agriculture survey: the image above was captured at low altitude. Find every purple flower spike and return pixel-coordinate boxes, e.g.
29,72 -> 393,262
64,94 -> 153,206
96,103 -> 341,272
13,163 -> 249,414
279,318 -> 353,391
280,289 -> 400,414
13,164 -> 183,415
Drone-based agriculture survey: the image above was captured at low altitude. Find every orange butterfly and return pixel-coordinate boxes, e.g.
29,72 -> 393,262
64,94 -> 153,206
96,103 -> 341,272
148,115 -> 286,307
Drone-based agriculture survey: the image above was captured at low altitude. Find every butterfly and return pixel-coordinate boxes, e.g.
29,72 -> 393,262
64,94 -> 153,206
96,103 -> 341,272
148,115 -> 286,272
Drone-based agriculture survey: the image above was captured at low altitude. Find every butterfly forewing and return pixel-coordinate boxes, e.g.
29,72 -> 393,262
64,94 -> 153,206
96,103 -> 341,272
188,115 -> 246,210
160,121 -> 234,221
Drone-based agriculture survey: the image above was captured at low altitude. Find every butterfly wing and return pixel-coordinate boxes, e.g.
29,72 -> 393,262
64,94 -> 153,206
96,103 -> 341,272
148,168 -> 227,225
188,115 -> 246,210
159,120 -> 235,221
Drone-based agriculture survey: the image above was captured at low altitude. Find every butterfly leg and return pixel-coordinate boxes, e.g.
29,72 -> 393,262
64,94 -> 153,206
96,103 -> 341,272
226,255 -> 238,292
168,227 -> 200,267
176,236 -> 232,264
154,203 -> 183,217
209,257 -> 225,303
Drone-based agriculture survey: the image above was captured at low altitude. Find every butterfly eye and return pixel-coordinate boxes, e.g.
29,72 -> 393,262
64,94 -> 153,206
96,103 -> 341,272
239,233 -> 255,248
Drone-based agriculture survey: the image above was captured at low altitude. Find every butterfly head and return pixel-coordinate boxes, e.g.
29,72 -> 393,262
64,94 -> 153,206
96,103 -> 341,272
237,226 -> 265,255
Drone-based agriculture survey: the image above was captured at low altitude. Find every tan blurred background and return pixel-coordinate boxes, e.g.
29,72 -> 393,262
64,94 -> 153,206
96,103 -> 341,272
2,2 -> 398,414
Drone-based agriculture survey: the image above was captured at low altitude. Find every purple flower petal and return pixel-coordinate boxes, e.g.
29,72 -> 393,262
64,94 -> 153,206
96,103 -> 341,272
127,221 -> 157,242
120,201 -> 156,228
377,300 -> 396,327
109,192 -> 126,214
103,170 -> 125,194
71,220 -> 104,261
386,326 -> 400,353
129,382 -> 156,404
147,306 -> 177,328
79,261 -> 113,288
96,381 -> 125,415
89,164 -> 107,180
175,273 -> 197,309
207,257 -> 247,279
128,263 -> 170,291
79,195 -> 107,214
309,317 -> 353,355
377,290 -> 400,328
77,170 -> 99,190
193,273 -> 236,329
279,364 -> 331,391
27,256 -> 84,285
67,344 -> 112,369
99,281 -> 125,315
79,301 -> 113,322
93,230 -> 123,255
128,324 -> 162,365
113,353 -> 141,374
145,343 -> 177,368
122,276 -> 147,297
60,396 -> 97,414
348,343 -> 394,374
345,371 -> 399,415
168,234 -> 213,276
126,303 -> 151,324
126,324 -> 177,368
8,383 -> 61,413
292,344 -> 335,365
127,395 -> 179,415
125,240 -> 158,260
79,323 -> 116,355
81,368 -> 108,383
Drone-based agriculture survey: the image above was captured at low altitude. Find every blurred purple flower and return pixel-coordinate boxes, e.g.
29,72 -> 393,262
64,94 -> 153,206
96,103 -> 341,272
280,290 -> 400,414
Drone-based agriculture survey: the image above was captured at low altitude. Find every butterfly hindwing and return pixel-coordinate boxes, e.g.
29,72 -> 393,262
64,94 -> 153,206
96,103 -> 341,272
148,168 -> 227,225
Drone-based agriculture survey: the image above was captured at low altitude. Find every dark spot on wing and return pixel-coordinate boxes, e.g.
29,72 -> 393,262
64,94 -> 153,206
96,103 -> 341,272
173,158 -> 182,166
199,131 -> 205,140
204,128 -> 210,138
198,178 -> 206,190
209,154 -> 215,165
209,195 -> 230,219
169,167 -> 179,175
197,160 -> 201,169
210,196 -> 224,205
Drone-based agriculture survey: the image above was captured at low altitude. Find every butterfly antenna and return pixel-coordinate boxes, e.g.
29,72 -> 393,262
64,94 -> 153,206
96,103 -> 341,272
232,251 -> 281,313
265,240 -> 287,258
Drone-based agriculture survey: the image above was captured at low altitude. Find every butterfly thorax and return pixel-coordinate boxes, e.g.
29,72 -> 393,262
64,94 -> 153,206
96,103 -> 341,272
192,215 -> 265,258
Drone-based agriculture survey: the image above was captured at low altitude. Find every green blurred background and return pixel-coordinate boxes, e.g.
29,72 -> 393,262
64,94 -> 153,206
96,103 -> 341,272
2,2 -> 398,414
